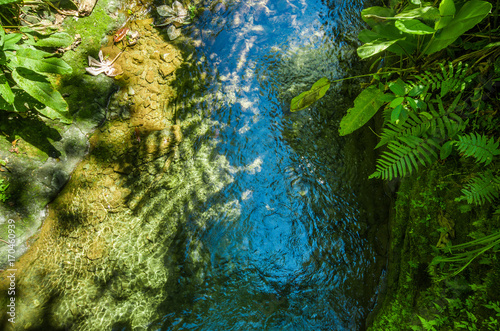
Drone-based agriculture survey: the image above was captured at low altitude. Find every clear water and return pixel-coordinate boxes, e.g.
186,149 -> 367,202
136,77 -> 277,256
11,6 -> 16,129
147,0 -> 389,330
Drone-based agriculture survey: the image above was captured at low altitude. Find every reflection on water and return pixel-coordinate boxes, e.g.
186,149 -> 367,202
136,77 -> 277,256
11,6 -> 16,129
149,0 -> 389,330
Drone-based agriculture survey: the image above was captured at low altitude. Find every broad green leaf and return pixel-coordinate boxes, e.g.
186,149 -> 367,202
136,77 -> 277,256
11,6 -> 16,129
435,0 -> 456,30
407,97 -> 418,110
389,96 -> 405,108
339,86 -> 385,136
290,77 -> 330,112
391,104 -> 404,123
11,48 -> 72,75
0,88 -> 44,113
357,38 -> 401,59
388,38 -> 418,55
3,33 -> 22,50
440,141 -> 454,159
379,93 -> 396,102
0,73 -> 14,104
26,32 -> 73,48
389,78 -> 406,95
358,29 -> 380,43
373,22 -> 405,39
395,6 -> 440,22
395,19 -> 435,35
361,6 -> 396,27
12,67 -> 70,121
425,0 -> 492,54
36,106 -> 72,124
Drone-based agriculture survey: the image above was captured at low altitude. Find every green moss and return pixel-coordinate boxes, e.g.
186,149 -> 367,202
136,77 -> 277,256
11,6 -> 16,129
62,0 -> 123,68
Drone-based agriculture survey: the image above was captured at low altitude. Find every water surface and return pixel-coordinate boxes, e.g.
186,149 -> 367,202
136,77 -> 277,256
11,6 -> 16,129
150,0 -> 388,329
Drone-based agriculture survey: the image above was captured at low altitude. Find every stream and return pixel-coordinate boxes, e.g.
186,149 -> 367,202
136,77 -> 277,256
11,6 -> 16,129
145,0 -> 390,329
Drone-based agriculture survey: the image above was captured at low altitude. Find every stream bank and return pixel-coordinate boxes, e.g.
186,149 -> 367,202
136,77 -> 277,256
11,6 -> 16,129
0,0 -> 192,328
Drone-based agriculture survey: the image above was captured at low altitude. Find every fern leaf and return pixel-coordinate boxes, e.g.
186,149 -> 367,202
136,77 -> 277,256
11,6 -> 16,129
370,136 -> 439,180
411,62 -> 474,98
460,172 -> 500,205
455,133 -> 500,165
376,98 -> 464,148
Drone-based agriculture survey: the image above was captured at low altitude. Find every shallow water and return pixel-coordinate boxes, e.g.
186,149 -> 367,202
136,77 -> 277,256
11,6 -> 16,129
147,0 -> 389,330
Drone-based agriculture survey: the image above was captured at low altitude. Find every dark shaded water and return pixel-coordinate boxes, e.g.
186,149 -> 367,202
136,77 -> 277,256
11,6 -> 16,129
151,0 -> 389,329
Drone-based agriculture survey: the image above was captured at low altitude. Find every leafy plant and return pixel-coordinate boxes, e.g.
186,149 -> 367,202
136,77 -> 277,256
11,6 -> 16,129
357,0 -> 492,61
459,171 -> 500,205
370,135 -> 440,179
412,62 -> 476,98
0,24 -> 73,123
431,230 -> 500,280
188,4 -> 196,20
338,85 -> 384,135
455,133 -> 500,166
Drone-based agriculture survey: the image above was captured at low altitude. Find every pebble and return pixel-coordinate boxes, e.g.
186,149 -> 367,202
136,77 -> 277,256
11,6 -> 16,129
144,70 -> 154,83
159,65 -> 175,77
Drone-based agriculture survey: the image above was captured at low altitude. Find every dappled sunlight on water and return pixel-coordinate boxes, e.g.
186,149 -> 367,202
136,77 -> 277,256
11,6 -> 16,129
149,0 -> 389,330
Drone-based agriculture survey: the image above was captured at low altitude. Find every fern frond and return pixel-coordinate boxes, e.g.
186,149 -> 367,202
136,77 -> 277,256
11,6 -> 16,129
370,136 -> 440,180
376,95 -> 464,148
455,133 -> 500,165
460,171 -> 500,205
412,62 -> 475,98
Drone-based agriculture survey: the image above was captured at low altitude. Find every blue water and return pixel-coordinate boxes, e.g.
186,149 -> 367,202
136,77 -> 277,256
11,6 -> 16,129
151,0 -> 387,329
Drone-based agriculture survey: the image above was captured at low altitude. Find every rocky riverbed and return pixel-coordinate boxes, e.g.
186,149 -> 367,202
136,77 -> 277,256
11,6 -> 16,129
0,0 -> 204,329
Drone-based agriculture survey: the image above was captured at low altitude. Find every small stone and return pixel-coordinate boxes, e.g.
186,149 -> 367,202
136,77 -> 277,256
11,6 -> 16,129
133,53 -> 144,64
150,51 -> 160,60
128,86 -> 135,95
159,65 -> 175,77
145,70 -> 155,83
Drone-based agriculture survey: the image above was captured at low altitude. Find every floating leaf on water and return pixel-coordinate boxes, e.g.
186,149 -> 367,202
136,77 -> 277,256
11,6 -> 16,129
157,5 -> 176,17
290,77 -> 330,112
167,26 -> 181,40
157,1 -> 190,27
173,1 -> 188,18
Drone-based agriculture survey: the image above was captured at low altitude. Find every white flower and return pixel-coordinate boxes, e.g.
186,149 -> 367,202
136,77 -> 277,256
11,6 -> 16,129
85,50 -> 122,77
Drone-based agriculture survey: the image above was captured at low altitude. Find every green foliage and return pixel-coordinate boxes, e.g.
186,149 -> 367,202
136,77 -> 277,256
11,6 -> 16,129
459,171 -> 500,205
0,24 -> 73,123
0,178 -> 9,202
357,0 -> 492,60
370,135 -> 440,179
455,133 -> 500,166
432,230 -> 500,280
412,62 -> 476,98
290,77 -> 330,112
424,0 -> 493,54
188,5 -> 197,20
338,85 -> 384,136
0,0 -> 20,5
